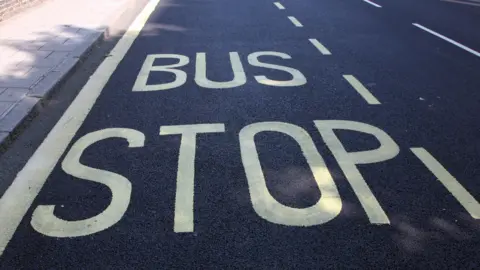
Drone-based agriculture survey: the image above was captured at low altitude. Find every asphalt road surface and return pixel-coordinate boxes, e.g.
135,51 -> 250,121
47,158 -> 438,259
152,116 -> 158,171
1,0 -> 480,268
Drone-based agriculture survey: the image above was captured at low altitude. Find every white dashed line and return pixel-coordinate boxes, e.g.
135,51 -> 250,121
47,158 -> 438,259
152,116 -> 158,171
413,23 -> 480,58
363,0 -> 382,8
411,147 -> 480,219
288,16 -> 303,27
309,39 -> 332,55
343,75 -> 381,105
274,2 -> 285,9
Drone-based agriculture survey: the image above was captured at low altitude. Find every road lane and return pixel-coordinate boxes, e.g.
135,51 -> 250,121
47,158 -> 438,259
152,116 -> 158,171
293,0 -> 480,141
295,0 -> 480,219
0,0 -> 480,268
373,0 -> 480,51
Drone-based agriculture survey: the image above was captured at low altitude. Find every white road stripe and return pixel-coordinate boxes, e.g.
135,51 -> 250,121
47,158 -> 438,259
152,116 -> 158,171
0,0 -> 162,256
343,75 -> 381,105
274,2 -> 285,9
363,0 -> 382,8
413,23 -> 480,58
442,0 -> 480,6
411,148 -> 480,219
309,38 -> 332,55
288,16 -> 303,27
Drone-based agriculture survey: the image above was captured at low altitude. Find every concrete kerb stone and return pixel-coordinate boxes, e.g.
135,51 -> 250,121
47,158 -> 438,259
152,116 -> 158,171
0,96 -> 40,133
0,2 -> 129,150
0,132 -> 8,143
0,96 -> 40,152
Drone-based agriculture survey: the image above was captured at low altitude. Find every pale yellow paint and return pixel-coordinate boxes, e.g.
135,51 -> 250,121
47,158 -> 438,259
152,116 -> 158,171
274,2 -> 285,9
239,122 -> 342,226
0,0 -> 161,255
248,51 -> 307,87
288,16 -> 303,27
132,54 -> 189,91
315,120 -> 400,224
411,148 -> 480,219
343,75 -> 381,105
309,39 -> 332,55
31,129 -> 145,237
195,52 -> 247,89
160,124 -> 225,232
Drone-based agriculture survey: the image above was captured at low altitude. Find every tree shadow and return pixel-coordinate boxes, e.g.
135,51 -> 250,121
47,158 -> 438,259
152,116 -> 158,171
0,24 -> 101,91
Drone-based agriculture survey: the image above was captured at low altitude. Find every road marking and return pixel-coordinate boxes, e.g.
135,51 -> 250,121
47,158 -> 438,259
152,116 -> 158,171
411,148 -> 480,219
0,0 -> 162,256
274,2 -> 285,9
134,51 -> 308,90
309,39 -> 332,55
441,0 -> 480,7
248,51 -> 307,87
31,128 -> 145,237
133,54 -> 189,91
363,0 -> 382,8
288,16 -> 303,27
240,122 -> 342,226
342,75 -> 381,105
315,120 -> 399,224
413,23 -> 480,58
160,124 -> 226,233
195,52 -> 247,88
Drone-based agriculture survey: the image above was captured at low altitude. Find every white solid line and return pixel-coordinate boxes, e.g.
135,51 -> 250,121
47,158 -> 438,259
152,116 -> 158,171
363,0 -> 382,8
343,75 -> 381,105
288,16 -> 303,27
0,0 -> 162,256
309,38 -> 332,55
411,148 -> 480,219
441,0 -> 480,7
413,23 -> 480,58
274,2 -> 285,9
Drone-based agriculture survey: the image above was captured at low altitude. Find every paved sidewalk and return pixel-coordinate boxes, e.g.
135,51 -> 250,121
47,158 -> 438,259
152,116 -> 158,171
0,0 -> 132,146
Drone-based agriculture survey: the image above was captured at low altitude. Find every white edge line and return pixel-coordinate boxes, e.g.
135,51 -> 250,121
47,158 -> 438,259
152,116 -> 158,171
288,16 -> 303,27
0,0 -> 162,256
413,23 -> 480,58
343,75 -> 381,105
363,0 -> 382,8
309,38 -> 332,55
274,2 -> 285,9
